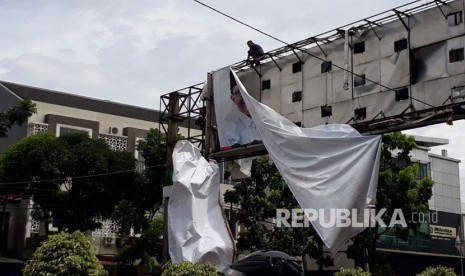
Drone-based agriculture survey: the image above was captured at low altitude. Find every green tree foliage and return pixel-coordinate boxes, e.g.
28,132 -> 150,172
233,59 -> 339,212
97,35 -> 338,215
0,132 -> 138,231
336,267 -> 371,276
135,128 -> 169,213
416,266 -> 457,276
348,132 -> 433,273
161,261 -> 217,276
23,231 -> 107,276
112,129 -> 168,269
116,215 -> 164,270
0,100 -> 36,138
224,156 -> 333,269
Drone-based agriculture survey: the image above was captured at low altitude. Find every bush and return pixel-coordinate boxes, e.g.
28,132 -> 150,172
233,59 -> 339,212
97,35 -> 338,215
161,261 -> 217,276
336,267 -> 371,276
23,231 -> 107,276
416,265 -> 457,276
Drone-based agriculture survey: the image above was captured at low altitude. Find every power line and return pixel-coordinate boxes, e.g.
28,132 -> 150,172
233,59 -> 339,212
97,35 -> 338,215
0,164 -> 165,186
192,0 -> 436,108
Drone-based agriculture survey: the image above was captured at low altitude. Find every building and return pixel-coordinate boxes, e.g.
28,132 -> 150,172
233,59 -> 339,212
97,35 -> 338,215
0,80 -> 199,261
376,135 -> 463,275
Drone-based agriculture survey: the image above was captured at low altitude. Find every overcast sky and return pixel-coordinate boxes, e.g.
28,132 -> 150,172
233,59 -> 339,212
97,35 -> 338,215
1,0 -> 464,201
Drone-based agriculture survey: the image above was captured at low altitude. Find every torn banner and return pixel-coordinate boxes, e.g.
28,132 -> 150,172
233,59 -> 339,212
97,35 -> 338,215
229,69 -> 382,253
168,140 -> 235,272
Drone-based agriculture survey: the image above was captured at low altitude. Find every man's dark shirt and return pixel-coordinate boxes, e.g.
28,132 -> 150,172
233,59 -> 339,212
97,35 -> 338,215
248,43 -> 264,59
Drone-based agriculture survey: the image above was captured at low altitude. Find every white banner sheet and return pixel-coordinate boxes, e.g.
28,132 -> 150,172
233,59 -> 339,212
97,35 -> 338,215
230,69 -> 382,252
168,140 -> 234,271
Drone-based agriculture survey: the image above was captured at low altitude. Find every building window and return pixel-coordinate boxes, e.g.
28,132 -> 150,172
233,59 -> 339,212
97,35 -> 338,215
449,48 -> 464,63
394,38 -> 408,52
447,11 -> 463,26
321,61 -> 332,73
395,87 -> 409,101
451,85 -> 465,101
354,107 -> 366,121
292,62 -> 302,73
354,41 -> 365,54
134,137 -> 146,172
294,122 -> 302,127
262,79 -> 271,90
417,162 -> 430,180
292,91 -> 302,102
321,105 -> 332,117
56,123 -> 92,137
354,74 -> 366,87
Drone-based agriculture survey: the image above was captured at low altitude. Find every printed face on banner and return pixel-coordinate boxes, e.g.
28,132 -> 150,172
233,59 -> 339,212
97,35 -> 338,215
213,67 -> 262,150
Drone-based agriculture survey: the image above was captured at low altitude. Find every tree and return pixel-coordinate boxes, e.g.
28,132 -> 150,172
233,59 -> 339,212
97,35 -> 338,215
115,215 -> 164,270
347,132 -> 433,273
111,129 -> 168,269
416,266 -> 457,276
161,261 -> 217,276
136,128 -> 169,214
0,100 -> 36,137
224,156 -> 333,270
23,231 -> 107,276
0,132 -> 139,232
336,267 -> 372,276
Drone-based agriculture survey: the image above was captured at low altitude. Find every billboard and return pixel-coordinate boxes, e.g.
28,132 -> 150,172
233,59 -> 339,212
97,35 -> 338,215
209,0 -> 465,148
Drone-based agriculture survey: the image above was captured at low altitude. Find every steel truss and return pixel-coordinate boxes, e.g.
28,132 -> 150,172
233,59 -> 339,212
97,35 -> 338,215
159,83 -> 205,153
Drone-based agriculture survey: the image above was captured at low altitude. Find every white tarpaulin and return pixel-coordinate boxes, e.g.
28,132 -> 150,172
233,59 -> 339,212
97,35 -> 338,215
227,158 -> 252,179
168,140 -> 234,271
230,69 -> 382,253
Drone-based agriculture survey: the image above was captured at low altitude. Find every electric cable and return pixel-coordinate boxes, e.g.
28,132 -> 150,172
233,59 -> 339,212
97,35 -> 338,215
0,164 -> 165,186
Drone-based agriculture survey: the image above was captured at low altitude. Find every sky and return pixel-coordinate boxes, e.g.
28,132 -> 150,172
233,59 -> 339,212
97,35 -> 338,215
1,0 -> 464,201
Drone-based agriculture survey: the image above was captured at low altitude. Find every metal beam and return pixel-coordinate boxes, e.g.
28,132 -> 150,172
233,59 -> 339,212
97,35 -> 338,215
433,0 -> 448,19
311,37 -> 327,57
364,20 -> 382,40
268,53 -> 282,71
209,143 -> 268,162
289,45 -> 303,63
393,9 -> 410,32
250,64 -> 262,78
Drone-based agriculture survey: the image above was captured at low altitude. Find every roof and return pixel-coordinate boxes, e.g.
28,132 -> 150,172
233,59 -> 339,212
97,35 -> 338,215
0,80 -> 160,122
412,135 -> 449,147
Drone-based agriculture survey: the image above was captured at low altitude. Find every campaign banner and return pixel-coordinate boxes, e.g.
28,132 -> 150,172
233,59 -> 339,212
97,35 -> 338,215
212,66 -> 262,150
